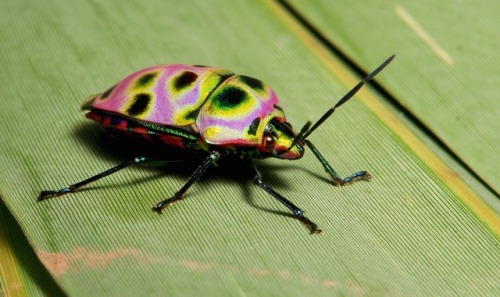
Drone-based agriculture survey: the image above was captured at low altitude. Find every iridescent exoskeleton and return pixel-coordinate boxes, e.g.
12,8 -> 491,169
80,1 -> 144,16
39,56 -> 395,234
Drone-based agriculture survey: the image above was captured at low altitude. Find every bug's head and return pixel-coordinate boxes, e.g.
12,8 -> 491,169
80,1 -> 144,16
258,55 -> 396,160
257,118 -> 305,160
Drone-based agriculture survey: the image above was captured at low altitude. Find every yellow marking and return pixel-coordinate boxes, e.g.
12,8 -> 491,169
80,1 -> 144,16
204,126 -> 221,140
0,211 -> 26,297
267,1 -> 498,235
395,5 -> 454,66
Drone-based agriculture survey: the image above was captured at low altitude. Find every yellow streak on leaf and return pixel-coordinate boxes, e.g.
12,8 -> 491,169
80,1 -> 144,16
266,0 -> 499,235
395,5 -> 455,66
0,212 -> 26,297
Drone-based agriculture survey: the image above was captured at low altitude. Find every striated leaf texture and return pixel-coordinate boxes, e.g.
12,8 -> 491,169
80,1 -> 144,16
0,0 -> 498,296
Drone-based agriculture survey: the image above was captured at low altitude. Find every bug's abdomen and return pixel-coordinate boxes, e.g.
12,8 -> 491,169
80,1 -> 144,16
83,65 -> 234,128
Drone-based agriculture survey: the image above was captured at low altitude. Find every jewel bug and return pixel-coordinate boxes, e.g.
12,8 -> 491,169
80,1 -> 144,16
38,55 -> 395,234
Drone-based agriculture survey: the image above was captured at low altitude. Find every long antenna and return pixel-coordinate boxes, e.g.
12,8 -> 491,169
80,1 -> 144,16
300,54 -> 395,141
287,121 -> 311,152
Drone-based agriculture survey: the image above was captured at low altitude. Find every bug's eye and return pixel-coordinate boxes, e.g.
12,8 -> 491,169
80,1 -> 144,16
263,135 -> 276,151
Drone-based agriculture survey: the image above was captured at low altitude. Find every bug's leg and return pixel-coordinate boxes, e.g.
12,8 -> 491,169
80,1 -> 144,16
304,140 -> 371,186
38,156 -> 153,201
251,163 -> 321,234
152,151 -> 221,213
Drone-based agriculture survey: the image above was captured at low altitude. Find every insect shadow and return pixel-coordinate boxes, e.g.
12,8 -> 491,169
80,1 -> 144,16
71,123 -> 312,219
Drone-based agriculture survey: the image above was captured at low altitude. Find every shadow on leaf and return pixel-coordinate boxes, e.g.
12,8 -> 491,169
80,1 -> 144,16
69,123 -> 332,220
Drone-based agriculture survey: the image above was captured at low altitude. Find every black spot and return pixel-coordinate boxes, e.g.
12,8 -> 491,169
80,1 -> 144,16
101,84 -> 116,99
273,104 -> 283,112
184,108 -> 200,120
173,71 -> 198,90
136,73 -> 157,88
126,93 -> 151,116
247,117 -> 261,135
219,73 -> 234,82
212,87 -> 247,109
193,64 -> 208,67
240,75 -> 264,91
110,116 -> 123,127
270,118 -> 294,139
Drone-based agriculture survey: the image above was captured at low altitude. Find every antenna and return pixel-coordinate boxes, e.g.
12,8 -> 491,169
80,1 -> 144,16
286,121 -> 311,152
300,54 -> 395,142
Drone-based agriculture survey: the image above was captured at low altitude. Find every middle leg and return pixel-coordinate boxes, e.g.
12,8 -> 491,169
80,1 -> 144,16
152,151 -> 221,213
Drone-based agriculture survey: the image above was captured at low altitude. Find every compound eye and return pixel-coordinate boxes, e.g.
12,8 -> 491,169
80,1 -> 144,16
263,134 -> 276,151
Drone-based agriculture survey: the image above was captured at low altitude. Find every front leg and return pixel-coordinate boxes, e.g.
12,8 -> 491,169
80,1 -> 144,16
251,162 -> 321,234
304,140 -> 371,186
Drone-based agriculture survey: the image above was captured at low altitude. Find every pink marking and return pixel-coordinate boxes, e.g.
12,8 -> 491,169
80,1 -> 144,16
152,66 -> 174,124
91,65 -> 163,115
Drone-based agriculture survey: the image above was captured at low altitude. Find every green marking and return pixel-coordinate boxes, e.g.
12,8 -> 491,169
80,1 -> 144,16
135,73 -> 157,88
134,120 -> 198,141
212,87 -> 248,110
97,110 -> 198,141
248,117 -> 261,135
184,108 -> 200,120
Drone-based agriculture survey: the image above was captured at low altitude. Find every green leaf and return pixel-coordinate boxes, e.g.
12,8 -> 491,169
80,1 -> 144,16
0,200 -> 65,296
287,0 -> 500,194
0,0 -> 498,296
